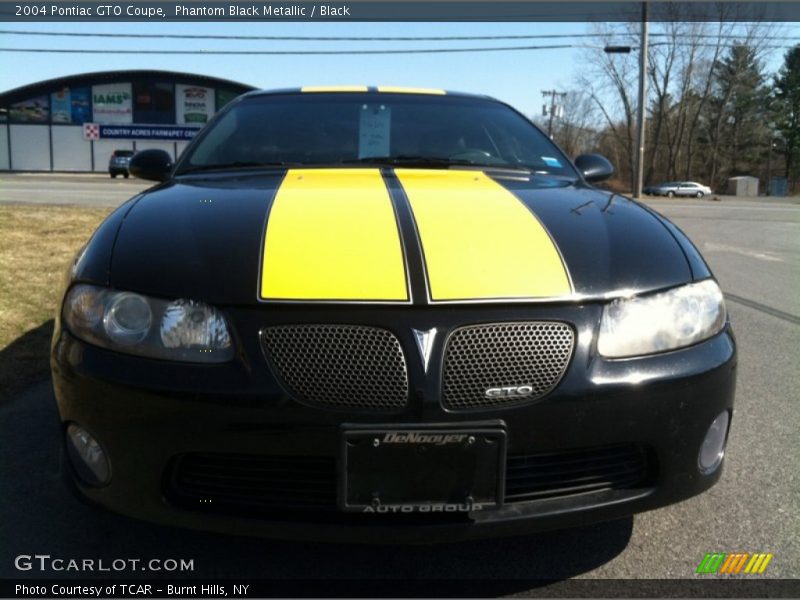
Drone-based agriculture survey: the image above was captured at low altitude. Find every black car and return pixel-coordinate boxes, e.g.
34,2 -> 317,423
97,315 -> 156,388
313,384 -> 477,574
108,149 -> 134,178
51,87 -> 736,542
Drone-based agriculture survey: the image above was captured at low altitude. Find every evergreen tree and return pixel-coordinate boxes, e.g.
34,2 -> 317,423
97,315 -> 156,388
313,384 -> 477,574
712,44 -> 769,179
773,45 -> 800,191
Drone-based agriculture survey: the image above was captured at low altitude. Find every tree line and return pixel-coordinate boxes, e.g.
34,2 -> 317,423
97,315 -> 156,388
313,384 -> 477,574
540,21 -> 800,195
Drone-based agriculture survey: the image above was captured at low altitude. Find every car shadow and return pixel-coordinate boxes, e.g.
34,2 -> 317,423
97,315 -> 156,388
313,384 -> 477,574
0,376 -> 633,594
0,319 -> 54,405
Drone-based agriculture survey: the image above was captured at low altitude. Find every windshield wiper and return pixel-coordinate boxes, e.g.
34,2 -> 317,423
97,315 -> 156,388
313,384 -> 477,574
178,161 -> 299,174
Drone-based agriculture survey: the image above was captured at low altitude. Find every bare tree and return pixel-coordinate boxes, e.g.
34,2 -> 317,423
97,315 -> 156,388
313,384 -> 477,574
549,91 -> 601,157
577,11 -> 782,191
578,23 -> 640,189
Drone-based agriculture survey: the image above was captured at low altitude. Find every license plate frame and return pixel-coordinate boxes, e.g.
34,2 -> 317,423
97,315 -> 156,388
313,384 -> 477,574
339,426 -> 506,513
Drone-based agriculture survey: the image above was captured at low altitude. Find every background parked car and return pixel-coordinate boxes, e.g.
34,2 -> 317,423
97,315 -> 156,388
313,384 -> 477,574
644,181 -> 713,198
108,150 -> 134,178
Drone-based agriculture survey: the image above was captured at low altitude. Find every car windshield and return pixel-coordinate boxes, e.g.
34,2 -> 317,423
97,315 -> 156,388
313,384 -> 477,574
114,151 -> 134,157
177,93 -> 579,178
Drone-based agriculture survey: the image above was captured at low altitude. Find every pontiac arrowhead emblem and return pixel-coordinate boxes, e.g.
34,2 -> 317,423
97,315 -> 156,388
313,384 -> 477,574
412,328 -> 437,372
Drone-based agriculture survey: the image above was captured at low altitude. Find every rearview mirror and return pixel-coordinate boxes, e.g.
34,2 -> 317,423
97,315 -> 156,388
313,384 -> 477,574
574,154 -> 614,183
129,149 -> 173,182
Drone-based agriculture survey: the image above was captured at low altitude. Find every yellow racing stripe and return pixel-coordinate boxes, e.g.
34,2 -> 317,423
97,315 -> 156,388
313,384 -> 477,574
300,85 -> 369,93
377,86 -> 446,95
396,169 -> 572,301
261,169 -> 408,301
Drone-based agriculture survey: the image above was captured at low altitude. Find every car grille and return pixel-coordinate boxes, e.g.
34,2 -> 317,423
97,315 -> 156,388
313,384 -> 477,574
260,324 -> 409,411
165,444 -> 651,516
441,322 -> 575,410
166,453 -> 337,511
505,444 -> 652,502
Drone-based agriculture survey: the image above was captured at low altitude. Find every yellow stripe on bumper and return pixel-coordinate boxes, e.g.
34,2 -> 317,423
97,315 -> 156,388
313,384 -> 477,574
261,169 -> 408,301
396,169 -> 572,301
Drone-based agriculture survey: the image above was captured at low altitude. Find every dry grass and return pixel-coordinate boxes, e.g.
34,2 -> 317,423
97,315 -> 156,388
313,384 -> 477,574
0,204 -> 112,398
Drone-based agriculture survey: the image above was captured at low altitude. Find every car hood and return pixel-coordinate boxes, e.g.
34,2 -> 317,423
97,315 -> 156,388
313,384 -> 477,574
109,168 -> 695,306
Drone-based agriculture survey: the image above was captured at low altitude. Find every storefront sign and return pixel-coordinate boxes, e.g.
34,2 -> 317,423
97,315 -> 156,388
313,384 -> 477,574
9,95 -> 49,123
85,123 -> 202,140
51,87 -> 92,124
51,88 -> 72,123
176,84 -> 215,124
92,83 -> 133,124
70,87 -> 92,124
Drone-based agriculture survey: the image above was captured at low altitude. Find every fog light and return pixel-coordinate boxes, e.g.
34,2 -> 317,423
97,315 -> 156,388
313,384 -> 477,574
698,411 -> 730,474
66,424 -> 110,486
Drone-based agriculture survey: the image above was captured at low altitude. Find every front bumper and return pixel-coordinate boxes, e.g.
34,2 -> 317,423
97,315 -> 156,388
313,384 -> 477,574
51,303 -> 736,543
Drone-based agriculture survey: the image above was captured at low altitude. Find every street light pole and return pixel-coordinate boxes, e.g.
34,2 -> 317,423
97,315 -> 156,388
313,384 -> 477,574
634,1 -> 648,199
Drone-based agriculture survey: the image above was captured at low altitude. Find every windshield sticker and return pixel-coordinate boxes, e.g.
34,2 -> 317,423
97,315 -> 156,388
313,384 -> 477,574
359,104 -> 391,159
541,156 -> 562,168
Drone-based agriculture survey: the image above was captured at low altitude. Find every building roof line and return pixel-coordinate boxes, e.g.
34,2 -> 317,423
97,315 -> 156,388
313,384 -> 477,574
0,69 -> 256,104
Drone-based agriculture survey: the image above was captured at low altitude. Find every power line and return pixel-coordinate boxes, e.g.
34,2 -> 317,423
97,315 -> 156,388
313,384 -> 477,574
0,29 -> 797,42
0,43 -> 796,55
0,29 -> 601,41
0,44 -> 593,55
649,42 -> 796,49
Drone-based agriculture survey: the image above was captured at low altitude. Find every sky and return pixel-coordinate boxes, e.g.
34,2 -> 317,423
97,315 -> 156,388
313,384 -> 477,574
1,21 -> 799,117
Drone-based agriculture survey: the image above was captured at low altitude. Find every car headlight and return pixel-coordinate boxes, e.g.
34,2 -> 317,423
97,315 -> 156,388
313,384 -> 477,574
63,284 -> 234,363
598,279 -> 726,358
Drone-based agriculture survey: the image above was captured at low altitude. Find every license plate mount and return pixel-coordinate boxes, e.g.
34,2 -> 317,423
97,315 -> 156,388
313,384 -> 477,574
339,426 -> 506,513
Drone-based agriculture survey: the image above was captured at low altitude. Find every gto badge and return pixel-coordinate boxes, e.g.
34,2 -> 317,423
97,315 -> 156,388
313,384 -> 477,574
485,385 -> 535,398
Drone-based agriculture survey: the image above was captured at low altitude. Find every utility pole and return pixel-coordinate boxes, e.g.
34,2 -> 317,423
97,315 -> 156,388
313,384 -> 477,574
767,138 -> 772,196
541,90 -> 567,138
603,2 -> 647,197
634,1 -> 649,199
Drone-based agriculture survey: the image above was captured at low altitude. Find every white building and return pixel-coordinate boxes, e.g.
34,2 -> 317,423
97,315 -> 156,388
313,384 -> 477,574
0,70 -> 254,172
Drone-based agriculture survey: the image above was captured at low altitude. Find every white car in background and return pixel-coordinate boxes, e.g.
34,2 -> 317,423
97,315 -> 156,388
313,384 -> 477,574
645,181 -> 713,198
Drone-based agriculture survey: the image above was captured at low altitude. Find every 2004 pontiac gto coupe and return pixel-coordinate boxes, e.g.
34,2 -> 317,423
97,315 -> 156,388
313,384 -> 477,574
52,87 -> 736,542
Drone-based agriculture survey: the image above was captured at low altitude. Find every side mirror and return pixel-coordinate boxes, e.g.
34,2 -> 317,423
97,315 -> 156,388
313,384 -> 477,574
574,154 -> 614,183
129,149 -> 173,182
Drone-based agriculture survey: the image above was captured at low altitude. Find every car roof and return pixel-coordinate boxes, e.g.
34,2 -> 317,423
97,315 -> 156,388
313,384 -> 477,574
240,86 -> 493,101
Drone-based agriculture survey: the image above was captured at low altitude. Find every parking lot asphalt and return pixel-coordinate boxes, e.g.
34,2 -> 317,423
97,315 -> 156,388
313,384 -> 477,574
0,174 -> 798,589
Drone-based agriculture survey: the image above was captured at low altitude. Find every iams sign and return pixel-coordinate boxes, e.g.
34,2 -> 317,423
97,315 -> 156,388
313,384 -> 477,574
93,93 -> 130,105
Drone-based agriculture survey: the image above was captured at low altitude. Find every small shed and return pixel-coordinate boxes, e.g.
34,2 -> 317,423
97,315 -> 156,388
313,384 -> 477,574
727,176 -> 759,197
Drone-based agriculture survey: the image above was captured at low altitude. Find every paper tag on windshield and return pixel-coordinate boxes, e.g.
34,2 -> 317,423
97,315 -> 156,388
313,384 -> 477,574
359,104 -> 391,159
542,156 -> 562,167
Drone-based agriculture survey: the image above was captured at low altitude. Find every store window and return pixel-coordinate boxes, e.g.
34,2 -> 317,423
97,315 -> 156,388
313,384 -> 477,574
133,81 -> 175,124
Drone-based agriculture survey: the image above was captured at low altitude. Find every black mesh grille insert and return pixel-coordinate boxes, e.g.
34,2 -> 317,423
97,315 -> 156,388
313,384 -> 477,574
166,453 -> 337,511
505,444 -> 652,503
164,444 -> 651,517
261,325 -> 409,411
442,322 -> 575,410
